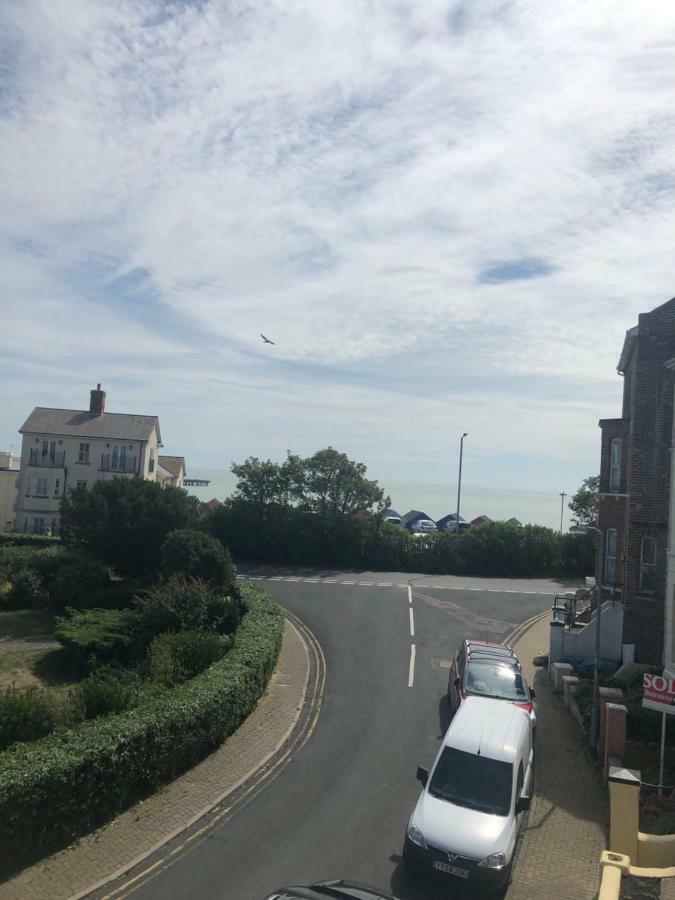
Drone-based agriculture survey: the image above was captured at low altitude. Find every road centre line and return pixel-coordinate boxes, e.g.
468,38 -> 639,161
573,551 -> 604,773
358,581 -> 374,585
377,582 -> 392,586
341,580 -> 355,584
409,607 -> 415,637
408,644 -> 416,688
407,584 -> 412,604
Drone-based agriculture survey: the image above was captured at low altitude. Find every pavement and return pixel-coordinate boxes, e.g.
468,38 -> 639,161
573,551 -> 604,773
0,572 -> 612,900
508,614 -> 608,900
0,618 -> 311,900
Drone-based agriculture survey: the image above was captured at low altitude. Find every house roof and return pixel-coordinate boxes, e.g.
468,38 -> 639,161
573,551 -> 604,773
158,455 -> 186,478
470,515 -> 491,525
383,508 -> 401,518
617,326 -> 639,374
506,517 -> 523,526
402,509 -> 432,524
436,513 -> 465,527
20,407 -> 161,443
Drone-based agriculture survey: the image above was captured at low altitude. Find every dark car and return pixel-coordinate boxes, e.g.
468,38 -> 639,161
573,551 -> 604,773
264,880 -> 400,900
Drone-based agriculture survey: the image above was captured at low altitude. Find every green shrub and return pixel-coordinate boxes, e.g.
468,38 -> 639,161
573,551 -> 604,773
134,576 -> 210,638
87,579 -> 149,610
160,529 -> 235,591
50,557 -> 111,613
0,546 -> 43,582
0,584 -> 283,875
7,569 -> 44,609
77,669 -> 138,720
55,608 -> 142,673
0,533 -> 60,549
149,630 -> 230,686
206,594 -> 240,634
0,686 -> 55,751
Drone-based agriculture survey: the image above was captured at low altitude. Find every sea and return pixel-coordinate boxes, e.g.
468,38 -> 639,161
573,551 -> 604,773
185,469 -> 570,532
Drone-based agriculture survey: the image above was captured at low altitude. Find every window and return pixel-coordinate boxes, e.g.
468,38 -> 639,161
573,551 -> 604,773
605,529 -> 618,585
24,478 -> 30,497
50,518 -> 57,535
149,448 -> 155,473
36,477 -> 48,496
32,517 -> 45,535
640,537 -> 657,594
54,479 -> 60,496
110,445 -> 128,471
79,442 -> 90,463
429,747 -> 513,816
76,480 -> 88,490
464,661 -> 529,701
609,439 -> 622,493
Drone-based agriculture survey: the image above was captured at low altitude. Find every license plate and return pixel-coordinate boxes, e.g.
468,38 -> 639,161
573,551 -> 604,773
433,860 -> 469,878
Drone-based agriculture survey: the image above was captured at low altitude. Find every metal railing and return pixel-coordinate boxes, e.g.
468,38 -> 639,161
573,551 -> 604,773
28,449 -> 65,468
100,454 -> 137,474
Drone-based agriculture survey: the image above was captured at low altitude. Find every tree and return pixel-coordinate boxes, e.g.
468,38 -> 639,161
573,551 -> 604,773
292,447 -> 390,520
160,529 -> 235,592
60,479 -> 199,576
568,475 -> 600,526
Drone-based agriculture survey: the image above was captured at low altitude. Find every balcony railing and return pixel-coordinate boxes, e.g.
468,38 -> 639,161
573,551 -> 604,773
100,454 -> 138,474
28,449 -> 65,468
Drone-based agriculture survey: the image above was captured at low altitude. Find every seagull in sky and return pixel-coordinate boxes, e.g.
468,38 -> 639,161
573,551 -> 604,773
260,333 -> 275,345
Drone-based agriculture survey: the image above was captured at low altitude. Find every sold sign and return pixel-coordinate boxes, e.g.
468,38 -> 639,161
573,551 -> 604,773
643,674 -> 675,714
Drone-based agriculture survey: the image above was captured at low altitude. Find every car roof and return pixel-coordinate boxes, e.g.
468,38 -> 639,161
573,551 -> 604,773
444,696 -> 530,762
467,655 -> 521,669
466,639 -> 513,652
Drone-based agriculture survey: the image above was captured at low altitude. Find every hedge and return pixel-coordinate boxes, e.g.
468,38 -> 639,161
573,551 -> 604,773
0,583 -> 284,875
0,533 -> 60,548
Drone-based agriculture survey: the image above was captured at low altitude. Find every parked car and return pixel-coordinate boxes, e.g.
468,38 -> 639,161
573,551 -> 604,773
448,640 -> 536,730
404,697 -> 533,894
384,516 -> 403,527
411,519 -> 437,534
263,880 -> 400,899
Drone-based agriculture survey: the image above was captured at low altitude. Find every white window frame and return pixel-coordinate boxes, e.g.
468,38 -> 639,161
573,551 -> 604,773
36,477 -> 48,497
640,536 -> 657,594
605,529 -> 618,585
79,442 -> 90,463
609,439 -> 622,493
76,479 -> 88,490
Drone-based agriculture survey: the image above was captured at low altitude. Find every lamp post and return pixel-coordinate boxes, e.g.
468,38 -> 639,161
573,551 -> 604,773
559,492 -> 567,535
570,524 -> 603,749
455,433 -> 468,537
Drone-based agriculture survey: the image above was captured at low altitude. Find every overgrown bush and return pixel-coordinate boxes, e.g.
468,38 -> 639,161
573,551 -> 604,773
160,529 -> 235,592
0,546 -> 44,582
206,594 -> 240,634
0,584 -> 283,874
149,630 -> 230,686
0,533 -> 60,549
0,686 -> 55,751
77,668 -> 138,720
87,578 -> 149,610
50,557 -> 111,612
6,569 -> 44,609
134,576 -> 210,638
55,608 -> 142,673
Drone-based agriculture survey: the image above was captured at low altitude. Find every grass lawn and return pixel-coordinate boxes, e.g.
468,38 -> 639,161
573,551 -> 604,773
0,608 -> 75,690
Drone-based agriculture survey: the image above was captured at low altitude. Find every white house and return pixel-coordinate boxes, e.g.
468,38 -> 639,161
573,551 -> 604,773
15,385 -> 187,535
0,451 -> 20,532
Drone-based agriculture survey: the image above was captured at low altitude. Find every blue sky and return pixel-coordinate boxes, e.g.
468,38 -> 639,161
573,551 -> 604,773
2,0 -> 675,523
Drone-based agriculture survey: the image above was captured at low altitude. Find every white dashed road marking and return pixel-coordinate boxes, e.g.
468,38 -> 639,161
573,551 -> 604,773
408,644 -> 416,688
407,584 -> 413,605
409,607 -> 415,637
236,574 -> 555,596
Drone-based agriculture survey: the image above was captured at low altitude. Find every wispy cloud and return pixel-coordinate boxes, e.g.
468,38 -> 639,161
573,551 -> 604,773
2,0 -> 675,505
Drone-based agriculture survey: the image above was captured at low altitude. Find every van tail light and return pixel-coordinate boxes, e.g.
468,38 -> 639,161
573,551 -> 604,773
514,702 -> 533,713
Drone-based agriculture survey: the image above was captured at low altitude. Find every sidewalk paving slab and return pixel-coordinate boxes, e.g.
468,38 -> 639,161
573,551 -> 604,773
508,615 -> 608,900
0,618 -> 309,900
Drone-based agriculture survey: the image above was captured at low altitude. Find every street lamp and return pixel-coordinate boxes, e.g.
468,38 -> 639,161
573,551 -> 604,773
559,492 -> 567,535
455,433 -> 468,537
570,523 -> 604,749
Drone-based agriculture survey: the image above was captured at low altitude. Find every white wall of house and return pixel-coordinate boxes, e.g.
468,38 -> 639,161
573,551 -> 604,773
0,452 -> 20,532
15,429 -> 159,533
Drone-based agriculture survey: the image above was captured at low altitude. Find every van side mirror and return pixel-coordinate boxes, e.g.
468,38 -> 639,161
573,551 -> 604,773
530,688 -> 536,700
515,796 -> 531,814
417,766 -> 428,787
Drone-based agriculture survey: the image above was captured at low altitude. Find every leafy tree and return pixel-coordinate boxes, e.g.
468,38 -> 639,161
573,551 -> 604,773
60,479 -> 199,576
569,475 -> 600,526
292,447 -> 389,519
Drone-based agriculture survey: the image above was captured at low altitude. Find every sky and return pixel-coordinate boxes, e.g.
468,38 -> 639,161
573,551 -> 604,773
2,0 -> 675,518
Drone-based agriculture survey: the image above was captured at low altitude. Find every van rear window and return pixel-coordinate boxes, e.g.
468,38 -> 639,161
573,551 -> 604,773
429,747 -> 512,816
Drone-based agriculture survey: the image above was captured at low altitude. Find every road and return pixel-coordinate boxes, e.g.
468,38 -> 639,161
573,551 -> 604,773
105,572 -> 563,900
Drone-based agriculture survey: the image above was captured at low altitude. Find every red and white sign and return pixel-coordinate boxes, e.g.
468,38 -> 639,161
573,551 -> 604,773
643,674 -> 675,714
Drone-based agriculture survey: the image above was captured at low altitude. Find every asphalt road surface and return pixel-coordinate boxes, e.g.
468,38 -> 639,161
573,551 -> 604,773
109,573 -> 559,900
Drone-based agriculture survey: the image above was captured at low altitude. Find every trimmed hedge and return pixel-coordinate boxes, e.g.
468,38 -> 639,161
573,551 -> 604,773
0,533 -> 60,549
0,584 -> 284,874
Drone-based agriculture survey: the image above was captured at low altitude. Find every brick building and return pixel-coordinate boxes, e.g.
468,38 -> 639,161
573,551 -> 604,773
598,298 -> 675,665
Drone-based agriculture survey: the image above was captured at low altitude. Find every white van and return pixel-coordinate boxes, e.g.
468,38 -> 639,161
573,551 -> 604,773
404,697 -> 533,894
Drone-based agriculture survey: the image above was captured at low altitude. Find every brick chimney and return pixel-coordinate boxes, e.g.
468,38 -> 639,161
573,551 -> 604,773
89,383 -> 106,415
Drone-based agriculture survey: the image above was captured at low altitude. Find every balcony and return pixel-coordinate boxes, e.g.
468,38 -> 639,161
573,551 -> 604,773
100,454 -> 138,475
28,449 -> 65,468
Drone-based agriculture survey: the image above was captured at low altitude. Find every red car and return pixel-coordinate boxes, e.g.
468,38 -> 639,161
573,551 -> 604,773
447,639 -> 536,729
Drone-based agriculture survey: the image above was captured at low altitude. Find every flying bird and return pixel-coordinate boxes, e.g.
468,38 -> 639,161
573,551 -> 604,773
260,333 -> 275,345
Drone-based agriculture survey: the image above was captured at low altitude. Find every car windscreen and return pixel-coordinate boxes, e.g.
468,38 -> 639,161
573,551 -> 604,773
464,661 -> 529,701
429,747 -> 513,816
